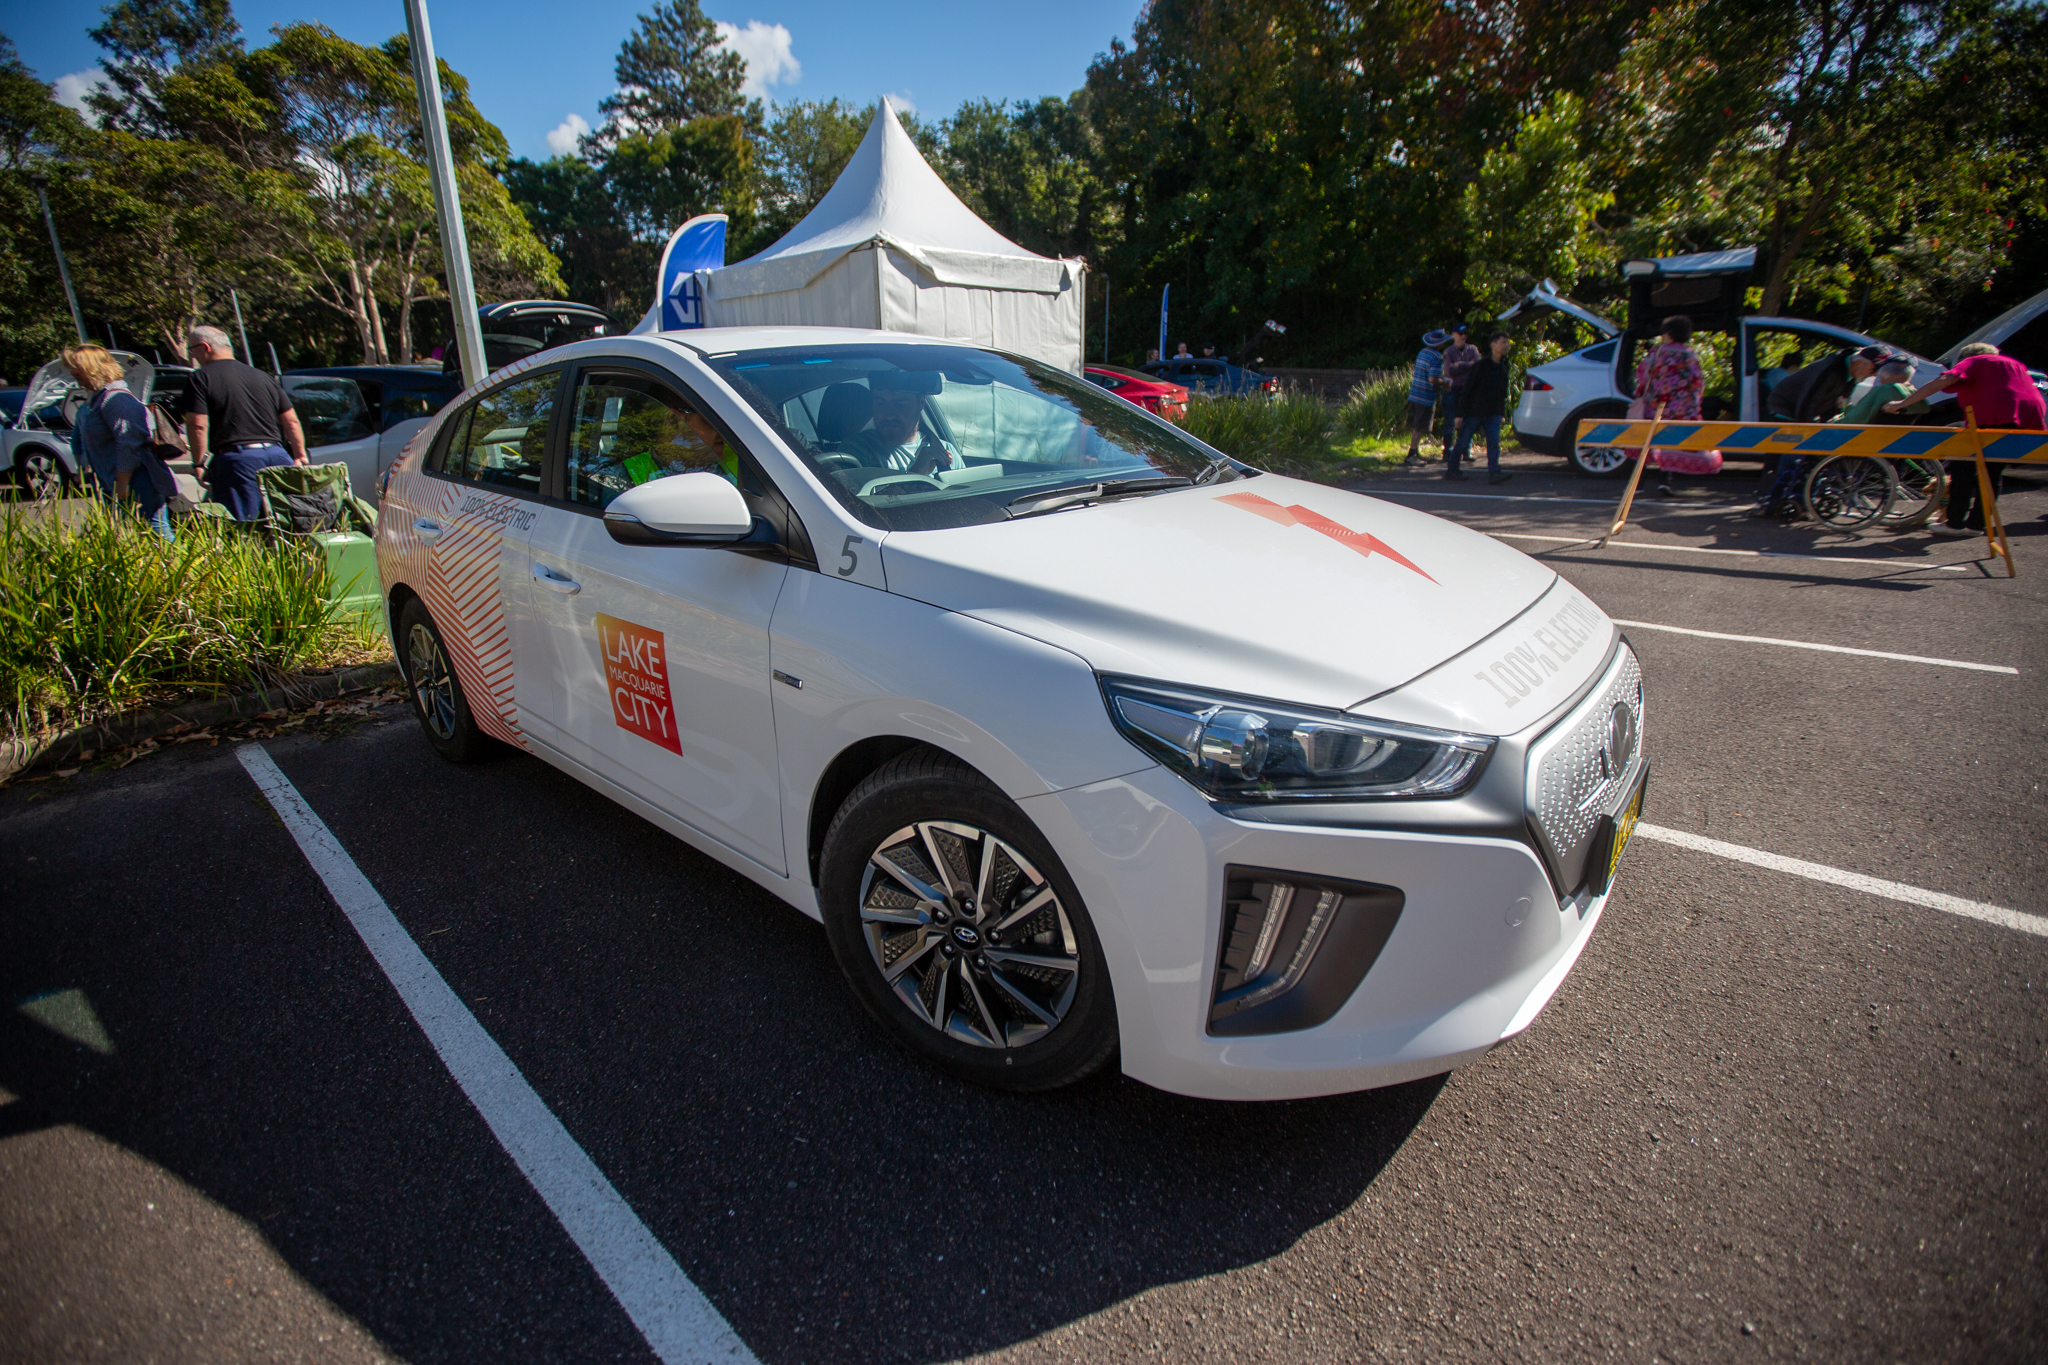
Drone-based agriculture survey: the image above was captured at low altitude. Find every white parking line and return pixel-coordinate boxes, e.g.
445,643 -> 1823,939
1635,823 -> 2048,939
1612,619 -> 2018,674
1487,530 -> 1976,567
236,745 -> 757,1365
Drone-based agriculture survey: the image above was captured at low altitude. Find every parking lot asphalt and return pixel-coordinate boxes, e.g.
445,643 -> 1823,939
4,453 -> 2045,1363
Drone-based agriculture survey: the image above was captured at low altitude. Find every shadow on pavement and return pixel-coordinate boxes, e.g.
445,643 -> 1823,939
1,725 -> 1443,1364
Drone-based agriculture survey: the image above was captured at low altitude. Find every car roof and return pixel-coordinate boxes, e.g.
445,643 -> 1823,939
660,325 -> 984,356
287,365 -> 459,383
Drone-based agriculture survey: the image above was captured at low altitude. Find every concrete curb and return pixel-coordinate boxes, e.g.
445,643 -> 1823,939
1,661 -> 403,781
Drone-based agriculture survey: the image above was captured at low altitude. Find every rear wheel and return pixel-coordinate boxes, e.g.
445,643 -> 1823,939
1560,406 -> 1632,478
397,597 -> 501,763
818,748 -> 1118,1092
1803,455 -> 1898,532
13,446 -> 63,501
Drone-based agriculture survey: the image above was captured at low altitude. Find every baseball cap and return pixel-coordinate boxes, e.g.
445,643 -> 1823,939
1855,344 -> 1894,363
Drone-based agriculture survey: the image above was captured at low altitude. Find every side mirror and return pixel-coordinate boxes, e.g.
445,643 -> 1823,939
603,471 -> 754,545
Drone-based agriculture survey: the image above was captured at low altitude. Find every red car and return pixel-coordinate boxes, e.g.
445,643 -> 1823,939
1084,365 -> 1190,422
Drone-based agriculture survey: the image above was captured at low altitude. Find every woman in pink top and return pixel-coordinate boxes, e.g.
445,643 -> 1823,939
1634,315 -> 1713,497
1886,342 -> 2046,534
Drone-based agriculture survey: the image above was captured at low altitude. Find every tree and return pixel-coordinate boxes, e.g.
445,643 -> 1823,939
1459,94 -> 1613,314
942,94 -> 1115,261
87,0 -> 243,135
242,24 -> 560,363
585,0 -> 748,157
0,39 -> 93,378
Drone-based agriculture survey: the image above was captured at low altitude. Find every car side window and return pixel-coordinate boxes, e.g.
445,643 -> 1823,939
441,370 -> 557,494
385,383 -> 460,430
566,371 -> 742,510
283,377 -> 379,447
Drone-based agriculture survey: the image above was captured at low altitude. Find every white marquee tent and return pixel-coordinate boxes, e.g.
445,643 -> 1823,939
634,99 -> 1086,372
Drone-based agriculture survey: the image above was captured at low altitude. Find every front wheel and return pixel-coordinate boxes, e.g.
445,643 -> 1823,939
1560,407 -> 1632,478
818,748 -> 1118,1092
397,597 -> 502,763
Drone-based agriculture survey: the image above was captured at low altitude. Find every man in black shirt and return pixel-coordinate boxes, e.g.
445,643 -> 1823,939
1450,331 -> 1515,484
181,324 -> 307,520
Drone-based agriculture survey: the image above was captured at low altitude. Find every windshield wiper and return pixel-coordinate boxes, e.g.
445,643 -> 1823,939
1005,476 -> 1192,519
1193,456 -> 1241,486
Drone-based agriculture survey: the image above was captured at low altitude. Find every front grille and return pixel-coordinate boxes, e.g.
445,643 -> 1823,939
1525,645 -> 1645,894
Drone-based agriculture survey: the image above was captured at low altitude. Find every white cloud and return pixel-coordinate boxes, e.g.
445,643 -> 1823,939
715,20 -> 800,99
884,89 -> 917,114
53,69 -> 109,125
545,112 -> 591,157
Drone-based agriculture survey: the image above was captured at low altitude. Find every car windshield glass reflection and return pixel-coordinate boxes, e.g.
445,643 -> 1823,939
707,344 -> 1248,532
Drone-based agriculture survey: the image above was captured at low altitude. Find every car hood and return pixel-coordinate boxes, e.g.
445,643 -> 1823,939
878,474 -> 1557,715
20,352 -> 155,419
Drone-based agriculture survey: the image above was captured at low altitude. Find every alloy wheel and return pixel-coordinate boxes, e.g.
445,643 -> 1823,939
858,820 -> 1080,1048
15,450 -> 59,501
406,621 -> 459,740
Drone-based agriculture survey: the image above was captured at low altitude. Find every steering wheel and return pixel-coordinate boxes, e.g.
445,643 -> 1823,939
857,472 -> 947,498
817,453 -> 861,470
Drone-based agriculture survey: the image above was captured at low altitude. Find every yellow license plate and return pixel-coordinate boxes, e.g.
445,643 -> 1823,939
1607,774 -> 1646,884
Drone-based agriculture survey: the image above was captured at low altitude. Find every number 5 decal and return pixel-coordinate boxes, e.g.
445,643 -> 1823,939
837,534 -> 862,576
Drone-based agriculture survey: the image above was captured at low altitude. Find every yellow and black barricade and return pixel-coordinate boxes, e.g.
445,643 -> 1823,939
1579,410 -> 2046,576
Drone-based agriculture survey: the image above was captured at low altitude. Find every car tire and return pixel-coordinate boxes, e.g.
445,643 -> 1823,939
13,446 -> 64,500
818,747 -> 1119,1092
396,597 -> 502,764
1560,405 -> 1634,479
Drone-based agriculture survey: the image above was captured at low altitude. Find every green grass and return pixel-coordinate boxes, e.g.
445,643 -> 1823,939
0,502 -> 386,739
1180,375 -> 1412,481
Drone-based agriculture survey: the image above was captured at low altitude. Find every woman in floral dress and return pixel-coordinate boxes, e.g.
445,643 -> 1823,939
1633,315 -> 1714,496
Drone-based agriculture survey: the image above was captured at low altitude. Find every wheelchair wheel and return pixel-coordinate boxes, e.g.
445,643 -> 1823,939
1880,458 -> 1945,530
1803,455 -> 1897,532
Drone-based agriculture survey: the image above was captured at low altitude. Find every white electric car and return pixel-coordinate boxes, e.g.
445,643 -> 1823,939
376,329 -> 1647,1101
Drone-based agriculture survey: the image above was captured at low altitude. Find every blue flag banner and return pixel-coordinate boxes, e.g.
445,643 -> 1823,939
657,214 -> 728,330
1157,284 -> 1169,363
1578,419 -> 2048,463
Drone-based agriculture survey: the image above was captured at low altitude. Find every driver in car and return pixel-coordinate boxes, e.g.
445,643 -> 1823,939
852,373 -> 961,473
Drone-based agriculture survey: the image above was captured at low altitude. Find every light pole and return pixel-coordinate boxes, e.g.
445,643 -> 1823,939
404,0 -> 486,386
31,173 -> 87,345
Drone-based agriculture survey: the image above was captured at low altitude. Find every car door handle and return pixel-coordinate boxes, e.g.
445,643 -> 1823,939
532,563 -> 581,595
413,517 -> 443,542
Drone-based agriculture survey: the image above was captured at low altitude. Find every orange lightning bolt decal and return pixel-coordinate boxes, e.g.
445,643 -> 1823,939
1215,492 -> 1437,582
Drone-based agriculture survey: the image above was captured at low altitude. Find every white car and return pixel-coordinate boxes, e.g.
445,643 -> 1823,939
6,352 -> 155,497
1508,297 -> 1947,477
375,329 -> 1647,1100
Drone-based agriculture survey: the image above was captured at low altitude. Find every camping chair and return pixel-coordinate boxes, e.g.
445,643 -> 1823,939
255,461 -> 383,627
255,461 -> 378,535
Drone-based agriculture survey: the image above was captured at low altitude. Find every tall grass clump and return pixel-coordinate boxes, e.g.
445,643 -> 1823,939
0,502 -> 366,738
1182,387 -> 1336,465
1333,371 -> 1413,441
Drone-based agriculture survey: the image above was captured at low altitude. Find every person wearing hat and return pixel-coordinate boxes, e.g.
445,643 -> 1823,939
1438,322 -> 1480,456
1404,328 -> 1452,465
1766,343 -> 1886,423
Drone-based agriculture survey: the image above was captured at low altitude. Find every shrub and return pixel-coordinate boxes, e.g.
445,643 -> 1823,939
1334,371 -> 1412,440
1182,387 -> 1335,461
0,503 -> 374,738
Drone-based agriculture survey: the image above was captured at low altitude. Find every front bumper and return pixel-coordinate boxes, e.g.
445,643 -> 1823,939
1019,645 -> 1644,1102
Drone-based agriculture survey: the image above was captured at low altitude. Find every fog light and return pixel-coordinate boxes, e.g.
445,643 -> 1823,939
1209,867 -> 1405,1037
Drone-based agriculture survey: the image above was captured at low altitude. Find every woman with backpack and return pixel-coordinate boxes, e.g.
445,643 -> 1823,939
62,344 -> 177,540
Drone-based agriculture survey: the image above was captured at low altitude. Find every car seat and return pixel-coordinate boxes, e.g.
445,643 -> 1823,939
816,382 -> 876,464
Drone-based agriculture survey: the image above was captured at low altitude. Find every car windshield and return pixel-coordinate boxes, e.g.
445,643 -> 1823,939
706,343 -> 1249,532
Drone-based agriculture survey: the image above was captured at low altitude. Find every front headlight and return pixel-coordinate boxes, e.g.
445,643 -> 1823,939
1101,676 -> 1495,802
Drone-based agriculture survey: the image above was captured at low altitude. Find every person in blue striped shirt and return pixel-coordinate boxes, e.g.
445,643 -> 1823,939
1404,329 -> 1452,466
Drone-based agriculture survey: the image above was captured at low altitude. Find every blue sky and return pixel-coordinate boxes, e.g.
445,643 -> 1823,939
10,1 -> 1144,160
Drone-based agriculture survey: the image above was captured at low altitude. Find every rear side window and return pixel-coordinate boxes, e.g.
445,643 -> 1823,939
283,377 -> 379,446
439,370 -> 557,494
384,382 -> 461,430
